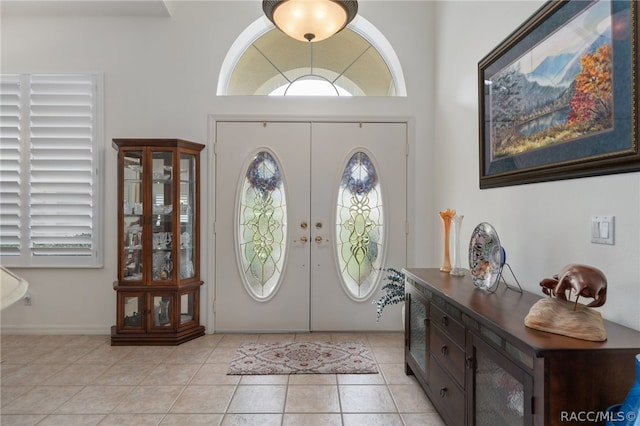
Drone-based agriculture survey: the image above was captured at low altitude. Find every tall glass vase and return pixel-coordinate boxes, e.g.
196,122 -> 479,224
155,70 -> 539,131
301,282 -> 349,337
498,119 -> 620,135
439,209 -> 455,272
450,215 -> 465,276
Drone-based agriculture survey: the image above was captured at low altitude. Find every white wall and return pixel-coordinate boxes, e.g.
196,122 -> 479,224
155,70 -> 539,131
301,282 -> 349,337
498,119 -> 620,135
0,1 -> 437,333
433,1 -> 640,331
1,1 -> 638,334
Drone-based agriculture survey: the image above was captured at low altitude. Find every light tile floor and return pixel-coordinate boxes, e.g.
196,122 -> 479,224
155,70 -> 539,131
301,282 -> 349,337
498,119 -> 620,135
0,332 -> 445,425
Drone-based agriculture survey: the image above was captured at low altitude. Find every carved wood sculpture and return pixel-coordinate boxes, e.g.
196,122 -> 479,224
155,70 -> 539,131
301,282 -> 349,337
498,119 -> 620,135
539,264 -> 607,310
526,264 -> 608,341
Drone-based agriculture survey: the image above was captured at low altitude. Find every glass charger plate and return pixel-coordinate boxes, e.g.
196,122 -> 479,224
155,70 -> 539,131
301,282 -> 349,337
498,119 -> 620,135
468,222 -> 505,290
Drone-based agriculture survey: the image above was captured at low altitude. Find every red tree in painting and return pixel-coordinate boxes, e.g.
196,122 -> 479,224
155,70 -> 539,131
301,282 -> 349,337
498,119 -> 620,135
568,44 -> 613,130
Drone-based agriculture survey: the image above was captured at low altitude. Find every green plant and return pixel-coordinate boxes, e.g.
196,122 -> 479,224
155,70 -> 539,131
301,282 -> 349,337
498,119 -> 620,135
373,268 -> 405,322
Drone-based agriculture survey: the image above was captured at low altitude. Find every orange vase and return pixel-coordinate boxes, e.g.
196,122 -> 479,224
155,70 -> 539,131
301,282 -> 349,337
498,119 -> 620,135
439,209 -> 455,272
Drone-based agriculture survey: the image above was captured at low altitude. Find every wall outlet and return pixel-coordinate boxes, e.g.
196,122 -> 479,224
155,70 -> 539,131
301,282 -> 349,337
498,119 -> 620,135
591,216 -> 614,245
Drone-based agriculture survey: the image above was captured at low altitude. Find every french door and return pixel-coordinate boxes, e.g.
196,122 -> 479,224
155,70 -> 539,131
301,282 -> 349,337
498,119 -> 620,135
214,121 -> 406,332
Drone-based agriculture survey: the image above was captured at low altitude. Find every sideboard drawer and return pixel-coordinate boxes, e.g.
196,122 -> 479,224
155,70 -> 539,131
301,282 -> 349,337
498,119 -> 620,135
431,303 -> 465,347
430,324 -> 465,387
430,355 -> 465,426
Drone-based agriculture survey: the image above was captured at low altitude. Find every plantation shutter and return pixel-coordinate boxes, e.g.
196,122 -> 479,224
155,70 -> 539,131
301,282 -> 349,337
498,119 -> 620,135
0,75 -> 23,256
29,74 -> 96,257
0,73 -> 102,267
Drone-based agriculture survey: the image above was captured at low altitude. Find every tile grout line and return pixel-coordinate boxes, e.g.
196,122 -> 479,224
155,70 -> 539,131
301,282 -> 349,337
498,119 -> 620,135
0,332 -> 438,425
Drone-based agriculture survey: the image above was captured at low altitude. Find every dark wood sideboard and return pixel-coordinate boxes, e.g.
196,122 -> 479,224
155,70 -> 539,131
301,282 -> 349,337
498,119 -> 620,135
403,268 -> 640,426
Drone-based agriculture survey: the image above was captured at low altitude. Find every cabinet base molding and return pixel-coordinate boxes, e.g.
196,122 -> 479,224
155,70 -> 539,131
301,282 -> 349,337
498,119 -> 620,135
110,325 -> 205,346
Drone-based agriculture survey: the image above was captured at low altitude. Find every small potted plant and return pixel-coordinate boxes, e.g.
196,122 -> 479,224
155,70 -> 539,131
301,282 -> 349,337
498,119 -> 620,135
373,267 -> 406,323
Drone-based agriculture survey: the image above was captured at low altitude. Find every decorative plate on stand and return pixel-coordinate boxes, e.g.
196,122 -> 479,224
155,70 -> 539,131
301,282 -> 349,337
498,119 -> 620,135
468,222 -> 505,290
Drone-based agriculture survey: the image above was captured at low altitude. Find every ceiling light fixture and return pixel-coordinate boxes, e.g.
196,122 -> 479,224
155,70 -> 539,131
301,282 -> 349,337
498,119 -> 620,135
262,0 -> 358,43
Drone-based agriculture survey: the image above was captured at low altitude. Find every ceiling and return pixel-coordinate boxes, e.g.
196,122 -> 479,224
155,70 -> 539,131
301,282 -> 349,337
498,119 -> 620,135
1,0 -> 171,16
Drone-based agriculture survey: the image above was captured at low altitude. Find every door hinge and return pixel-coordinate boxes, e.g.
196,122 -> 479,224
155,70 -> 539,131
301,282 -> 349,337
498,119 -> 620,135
406,142 -> 409,156
405,221 -> 409,235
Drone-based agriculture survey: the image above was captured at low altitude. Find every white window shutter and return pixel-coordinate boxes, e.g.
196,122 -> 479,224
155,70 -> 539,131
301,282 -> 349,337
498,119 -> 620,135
29,74 -> 96,257
0,75 -> 22,257
0,73 -> 102,267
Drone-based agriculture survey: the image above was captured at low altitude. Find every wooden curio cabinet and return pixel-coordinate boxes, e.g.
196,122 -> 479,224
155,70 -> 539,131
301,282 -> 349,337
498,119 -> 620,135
111,139 -> 205,345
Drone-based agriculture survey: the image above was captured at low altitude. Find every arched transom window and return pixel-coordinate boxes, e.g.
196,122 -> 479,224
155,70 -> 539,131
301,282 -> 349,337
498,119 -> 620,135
218,16 -> 406,97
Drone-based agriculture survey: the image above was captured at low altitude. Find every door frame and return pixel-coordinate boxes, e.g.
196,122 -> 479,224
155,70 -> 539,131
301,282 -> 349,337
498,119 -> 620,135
206,115 -> 416,334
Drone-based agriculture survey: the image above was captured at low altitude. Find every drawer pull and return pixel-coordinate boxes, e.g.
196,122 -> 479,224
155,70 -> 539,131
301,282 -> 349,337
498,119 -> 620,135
466,357 -> 473,369
441,316 -> 449,327
440,345 -> 449,356
439,387 -> 447,398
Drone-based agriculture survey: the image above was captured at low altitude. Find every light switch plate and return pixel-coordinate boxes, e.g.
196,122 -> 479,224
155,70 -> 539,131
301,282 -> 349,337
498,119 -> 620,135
591,216 -> 614,245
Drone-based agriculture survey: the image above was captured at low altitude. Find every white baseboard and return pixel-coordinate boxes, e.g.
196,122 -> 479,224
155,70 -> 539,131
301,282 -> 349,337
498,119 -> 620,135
0,324 -> 111,335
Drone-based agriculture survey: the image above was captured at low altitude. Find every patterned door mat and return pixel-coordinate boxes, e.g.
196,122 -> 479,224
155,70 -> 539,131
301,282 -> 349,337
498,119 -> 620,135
227,341 -> 378,375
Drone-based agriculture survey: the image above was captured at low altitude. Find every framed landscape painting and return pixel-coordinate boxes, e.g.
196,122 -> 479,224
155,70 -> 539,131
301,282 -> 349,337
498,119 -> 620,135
478,0 -> 639,189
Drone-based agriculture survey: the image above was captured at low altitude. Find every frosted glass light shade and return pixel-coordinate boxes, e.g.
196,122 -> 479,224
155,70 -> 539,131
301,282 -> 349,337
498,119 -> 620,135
263,0 -> 358,42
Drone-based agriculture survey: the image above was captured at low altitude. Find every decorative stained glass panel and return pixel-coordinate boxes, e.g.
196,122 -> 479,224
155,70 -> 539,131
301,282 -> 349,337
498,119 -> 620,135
238,151 -> 287,300
336,151 -> 384,300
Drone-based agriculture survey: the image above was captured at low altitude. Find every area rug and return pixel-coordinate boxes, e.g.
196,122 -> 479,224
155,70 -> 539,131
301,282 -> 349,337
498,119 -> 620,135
227,341 -> 378,375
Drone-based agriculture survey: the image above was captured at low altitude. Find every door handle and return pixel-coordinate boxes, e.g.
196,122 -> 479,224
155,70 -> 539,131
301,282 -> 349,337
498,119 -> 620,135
294,236 -> 308,244
315,236 -> 329,244
441,316 -> 449,327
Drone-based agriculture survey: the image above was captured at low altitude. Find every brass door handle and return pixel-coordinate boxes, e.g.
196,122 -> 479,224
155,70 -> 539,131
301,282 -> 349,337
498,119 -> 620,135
294,236 -> 308,243
315,236 -> 329,243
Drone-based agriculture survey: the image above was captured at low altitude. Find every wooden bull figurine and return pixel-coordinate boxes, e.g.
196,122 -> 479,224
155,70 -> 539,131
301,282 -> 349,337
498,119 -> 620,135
539,264 -> 607,310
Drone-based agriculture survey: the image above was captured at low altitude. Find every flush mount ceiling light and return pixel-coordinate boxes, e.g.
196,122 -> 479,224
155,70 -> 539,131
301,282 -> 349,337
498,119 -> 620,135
263,0 -> 358,43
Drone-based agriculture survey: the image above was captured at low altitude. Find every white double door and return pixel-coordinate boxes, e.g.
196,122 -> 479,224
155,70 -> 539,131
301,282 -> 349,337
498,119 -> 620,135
214,121 -> 406,332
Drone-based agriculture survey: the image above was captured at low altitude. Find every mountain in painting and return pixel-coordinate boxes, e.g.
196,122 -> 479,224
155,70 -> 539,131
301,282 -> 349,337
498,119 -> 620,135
524,33 -> 611,89
526,53 -> 575,87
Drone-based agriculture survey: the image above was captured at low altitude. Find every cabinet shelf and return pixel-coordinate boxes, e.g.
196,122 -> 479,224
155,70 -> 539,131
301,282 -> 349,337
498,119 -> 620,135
112,138 -> 205,346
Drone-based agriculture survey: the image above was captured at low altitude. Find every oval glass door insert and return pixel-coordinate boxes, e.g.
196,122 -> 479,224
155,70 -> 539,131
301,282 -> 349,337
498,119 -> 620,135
336,151 -> 384,300
237,151 -> 287,300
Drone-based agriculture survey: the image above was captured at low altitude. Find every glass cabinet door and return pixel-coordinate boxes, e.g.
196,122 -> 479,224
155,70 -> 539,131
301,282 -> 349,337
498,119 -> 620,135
407,292 -> 428,376
152,294 -> 173,328
122,151 -> 143,281
470,333 -> 533,426
151,151 -> 174,282
120,293 -> 144,330
179,153 -> 196,280
180,290 -> 196,325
